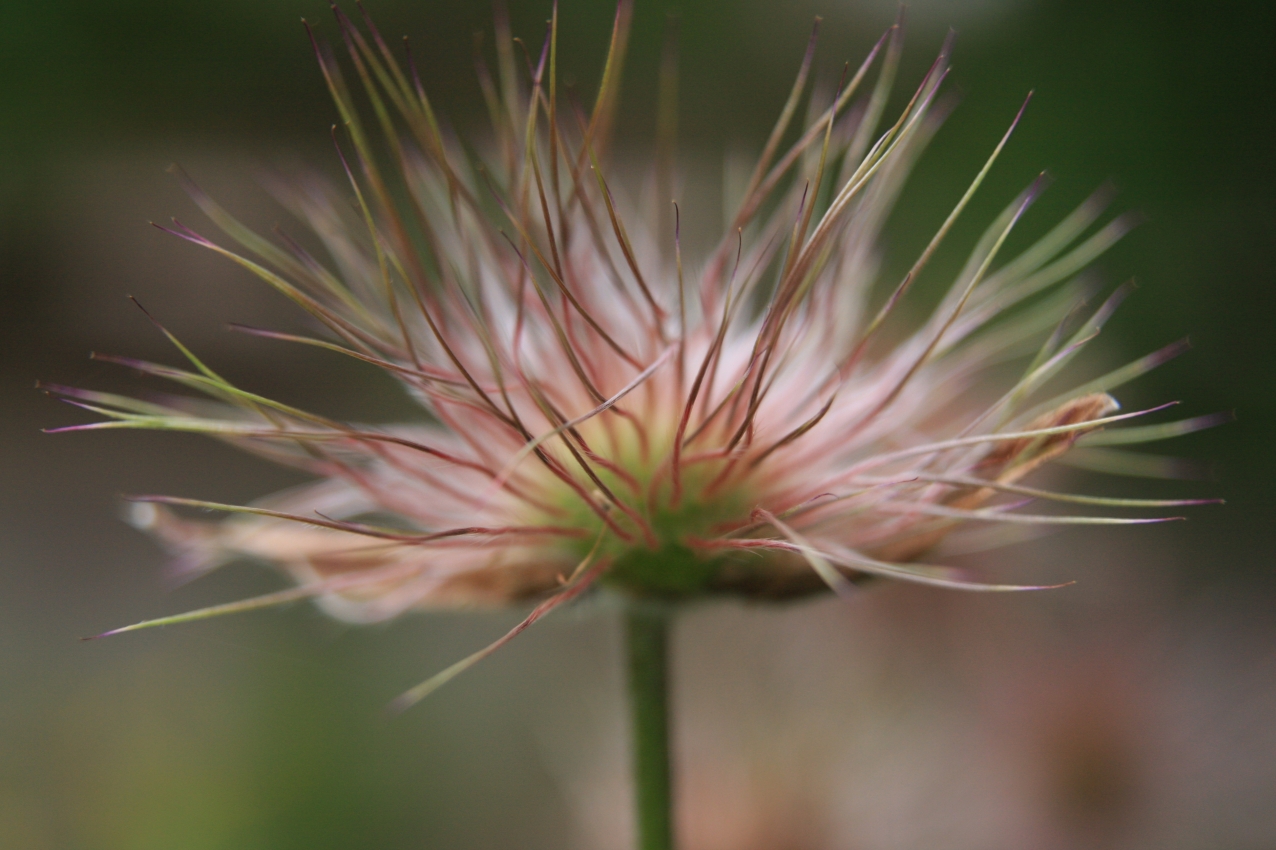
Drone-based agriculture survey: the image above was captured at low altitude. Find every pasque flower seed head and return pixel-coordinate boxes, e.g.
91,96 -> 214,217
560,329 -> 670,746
46,3 -> 1222,705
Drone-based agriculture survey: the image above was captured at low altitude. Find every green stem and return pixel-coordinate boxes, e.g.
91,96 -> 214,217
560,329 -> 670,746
626,603 -> 674,850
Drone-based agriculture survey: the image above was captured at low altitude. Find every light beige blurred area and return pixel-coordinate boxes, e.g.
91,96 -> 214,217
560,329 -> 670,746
47,150 -> 312,353
551,555 -> 1276,850
2,0 -> 1272,848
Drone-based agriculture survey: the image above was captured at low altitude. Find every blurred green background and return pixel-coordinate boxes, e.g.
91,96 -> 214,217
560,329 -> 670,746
2,0 -> 1272,848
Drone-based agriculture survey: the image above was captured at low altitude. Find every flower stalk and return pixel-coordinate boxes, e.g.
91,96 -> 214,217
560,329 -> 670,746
626,602 -> 675,850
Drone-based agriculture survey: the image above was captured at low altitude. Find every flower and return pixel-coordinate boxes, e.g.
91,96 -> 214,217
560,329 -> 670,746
46,4 -> 1220,704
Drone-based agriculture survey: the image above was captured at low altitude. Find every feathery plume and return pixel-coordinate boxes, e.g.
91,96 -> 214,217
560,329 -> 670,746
47,4 -> 1221,707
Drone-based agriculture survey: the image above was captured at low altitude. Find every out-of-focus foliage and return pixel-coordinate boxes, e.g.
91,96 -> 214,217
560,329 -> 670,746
2,0 -> 1271,847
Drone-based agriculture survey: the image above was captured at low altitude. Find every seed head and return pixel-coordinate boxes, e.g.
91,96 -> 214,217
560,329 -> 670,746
47,4 -> 1222,704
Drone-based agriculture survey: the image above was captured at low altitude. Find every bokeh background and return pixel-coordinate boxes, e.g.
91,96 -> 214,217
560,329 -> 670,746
2,0 -> 1272,847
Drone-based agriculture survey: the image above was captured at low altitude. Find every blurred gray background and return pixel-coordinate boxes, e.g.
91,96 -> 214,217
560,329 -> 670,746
2,0 -> 1272,847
